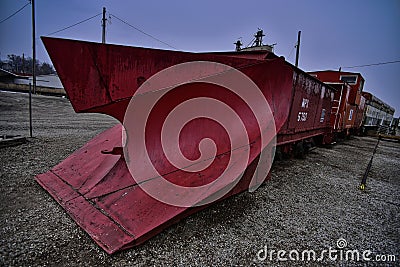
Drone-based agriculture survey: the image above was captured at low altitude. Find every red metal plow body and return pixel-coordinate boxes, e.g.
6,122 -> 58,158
36,37 -> 293,254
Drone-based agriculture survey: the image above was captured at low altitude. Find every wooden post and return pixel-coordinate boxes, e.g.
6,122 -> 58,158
102,7 -> 106,44
295,31 -> 301,68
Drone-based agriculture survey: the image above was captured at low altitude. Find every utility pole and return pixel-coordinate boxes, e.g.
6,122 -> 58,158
31,0 -> 36,94
295,30 -> 301,68
29,83 -> 33,137
102,7 -> 106,44
30,0 -> 35,137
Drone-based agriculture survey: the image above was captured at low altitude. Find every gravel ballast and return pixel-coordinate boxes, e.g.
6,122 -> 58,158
0,91 -> 399,266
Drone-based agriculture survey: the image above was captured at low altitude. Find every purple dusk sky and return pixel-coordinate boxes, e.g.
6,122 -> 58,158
1,0 -> 399,116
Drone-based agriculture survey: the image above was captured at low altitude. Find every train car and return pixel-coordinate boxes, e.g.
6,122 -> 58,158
354,95 -> 366,130
209,52 -> 336,156
308,70 -> 365,136
324,82 -> 351,133
308,70 -> 364,104
361,91 -> 395,135
36,36 -> 335,253
276,65 -> 335,157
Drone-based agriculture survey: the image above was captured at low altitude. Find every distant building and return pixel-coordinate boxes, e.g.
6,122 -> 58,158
362,92 -> 395,127
0,68 -> 65,96
0,68 -> 30,84
15,74 -> 63,89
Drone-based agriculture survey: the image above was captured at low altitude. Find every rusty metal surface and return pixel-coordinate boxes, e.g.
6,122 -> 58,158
42,37 -> 275,123
277,68 -> 335,144
37,37 -> 296,253
35,123 -> 271,253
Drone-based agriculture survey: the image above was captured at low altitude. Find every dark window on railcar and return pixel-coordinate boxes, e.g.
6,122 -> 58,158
340,75 -> 357,85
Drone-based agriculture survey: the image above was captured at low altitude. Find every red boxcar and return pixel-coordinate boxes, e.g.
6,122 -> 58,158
277,66 -> 335,150
308,70 -> 364,105
309,70 -> 365,135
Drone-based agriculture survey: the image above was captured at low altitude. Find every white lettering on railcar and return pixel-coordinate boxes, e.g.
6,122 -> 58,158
321,86 -> 326,99
297,112 -> 308,122
301,98 -> 309,108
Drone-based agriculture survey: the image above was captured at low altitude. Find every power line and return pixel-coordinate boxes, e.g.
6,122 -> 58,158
0,2 -> 30,24
109,13 -> 177,49
44,13 -> 102,37
287,42 -> 297,61
342,60 -> 400,69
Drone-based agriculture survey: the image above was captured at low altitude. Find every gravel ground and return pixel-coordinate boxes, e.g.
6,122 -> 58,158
0,91 -> 399,266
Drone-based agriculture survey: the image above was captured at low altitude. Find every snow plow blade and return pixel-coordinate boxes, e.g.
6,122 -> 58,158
36,37 -> 293,254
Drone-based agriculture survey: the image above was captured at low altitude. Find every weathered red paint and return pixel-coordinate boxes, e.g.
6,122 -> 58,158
36,37 -> 334,253
277,69 -> 335,145
309,70 -> 365,134
329,83 -> 351,132
41,37 -> 281,123
308,70 -> 364,105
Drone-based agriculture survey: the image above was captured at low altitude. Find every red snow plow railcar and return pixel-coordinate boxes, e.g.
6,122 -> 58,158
36,37 -> 334,254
